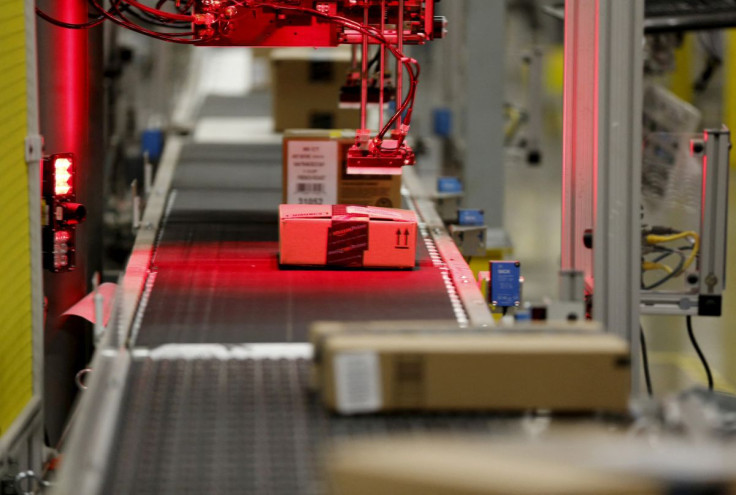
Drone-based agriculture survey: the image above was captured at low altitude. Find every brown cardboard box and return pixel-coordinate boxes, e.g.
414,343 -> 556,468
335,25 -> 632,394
317,329 -> 630,414
308,320 -> 605,392
251,48 -> 274,89
283,130 -> 402,208
279,204 -> 417,268
271,48 -> 359,131
326,437 -> 664,495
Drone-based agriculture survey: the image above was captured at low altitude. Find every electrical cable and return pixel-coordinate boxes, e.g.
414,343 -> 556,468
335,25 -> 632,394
152,0 -> 194,20
646,230 -> 700,274
35,7 -> 106,29
366,46 -> 382,73
639,324 -> 653,397
641,247 -> 686,290
48,0 -> 418,143
109,0 -> 194,36
642,260 -> 673,275
89,0 -> 202,44
112,1 -> 193,33
641,229 -> 700,290
241,1 -> 420,144
686,315 -> 714,391
117,0 -> 194,21
121,6 -> 192,29
124,0 -> 193,28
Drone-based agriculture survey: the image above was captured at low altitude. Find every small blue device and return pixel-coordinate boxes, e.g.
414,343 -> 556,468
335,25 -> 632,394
432,107 -> 453,138
489,261 -> 521,307
141,128 -> 164,162
514,309 -> 531,321
437,176 -> 463,194
458,209 -> 485,226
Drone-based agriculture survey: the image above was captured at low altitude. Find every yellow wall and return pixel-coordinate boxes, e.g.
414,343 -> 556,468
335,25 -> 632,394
670,33 -> 695,103
726,29 -> 736,167
0,0 -> 34,436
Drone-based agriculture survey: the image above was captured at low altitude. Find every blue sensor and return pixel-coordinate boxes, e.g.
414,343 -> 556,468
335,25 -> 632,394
432,107 -> 453,138
437,176 -> 463,194
458,209 -> 485,226
489,261 -> 521,307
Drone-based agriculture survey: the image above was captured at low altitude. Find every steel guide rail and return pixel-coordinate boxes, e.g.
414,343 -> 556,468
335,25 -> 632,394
402,167 -> 494,328
52,134 -> 187,495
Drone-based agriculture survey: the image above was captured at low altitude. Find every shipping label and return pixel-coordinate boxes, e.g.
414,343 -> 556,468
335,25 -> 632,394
287,140 -> 338,205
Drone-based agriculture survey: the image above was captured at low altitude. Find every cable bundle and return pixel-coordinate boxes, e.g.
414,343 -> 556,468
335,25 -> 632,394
641,229 -> 700,290
37,0 -> 200,43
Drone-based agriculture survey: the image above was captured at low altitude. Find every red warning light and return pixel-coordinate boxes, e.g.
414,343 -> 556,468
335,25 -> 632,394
42,153 -> 83,273
54,157 -> 73,196
55,231 -> 71,243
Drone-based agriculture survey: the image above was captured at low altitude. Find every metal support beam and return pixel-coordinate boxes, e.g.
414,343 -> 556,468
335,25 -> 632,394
699,128 -> 731,298
463,0 -> 507,235
562,0 -> 644,393
25,0 -> 45,477
594,0 -> 644,340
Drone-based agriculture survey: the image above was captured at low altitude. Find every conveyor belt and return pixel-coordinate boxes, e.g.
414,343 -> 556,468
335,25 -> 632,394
132,141 -> 460,346
137,218 -> 458,345
102,356 -> 508,494
74,94 -> 491,494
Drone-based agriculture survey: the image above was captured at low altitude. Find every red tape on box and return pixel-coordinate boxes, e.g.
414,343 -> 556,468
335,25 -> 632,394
326,205 -> 369,267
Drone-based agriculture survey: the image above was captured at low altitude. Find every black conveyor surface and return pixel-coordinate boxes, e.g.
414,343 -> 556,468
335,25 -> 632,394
136,211 -> 457,345
132,140 -> 459,346
103,357 -> 507,495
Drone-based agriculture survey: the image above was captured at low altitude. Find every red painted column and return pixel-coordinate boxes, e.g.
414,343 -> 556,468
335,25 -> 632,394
36,0 -> 106,444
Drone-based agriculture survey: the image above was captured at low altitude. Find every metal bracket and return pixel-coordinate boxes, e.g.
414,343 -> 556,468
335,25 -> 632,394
24,135 -> 43,163
640,292 -> 699,315
639,127 -> 730,316
699,127 -> 730,297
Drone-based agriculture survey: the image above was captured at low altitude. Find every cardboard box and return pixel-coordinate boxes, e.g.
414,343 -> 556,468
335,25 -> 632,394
326,437 -> 663,495
317,330 -> 630,414
271,48 -> 359,131
283,130 -> 402,208
251,48 -> 273,90
309,320 -> 605,393
279,204 -> 417,268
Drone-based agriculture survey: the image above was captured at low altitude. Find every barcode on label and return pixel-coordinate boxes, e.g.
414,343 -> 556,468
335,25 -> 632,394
333,351 -> 382,414
296,183 -> 324,193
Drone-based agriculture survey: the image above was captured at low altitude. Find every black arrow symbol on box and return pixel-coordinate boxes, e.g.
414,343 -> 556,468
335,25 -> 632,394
403,229 -> 410,246
396,228 -> 402,246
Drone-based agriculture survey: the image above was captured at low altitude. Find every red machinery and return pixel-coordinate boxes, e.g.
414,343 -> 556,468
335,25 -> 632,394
38,1 -> 444,173
40,0 -> 445,175
191,0 -> 445,174
191,1 -> 440,47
